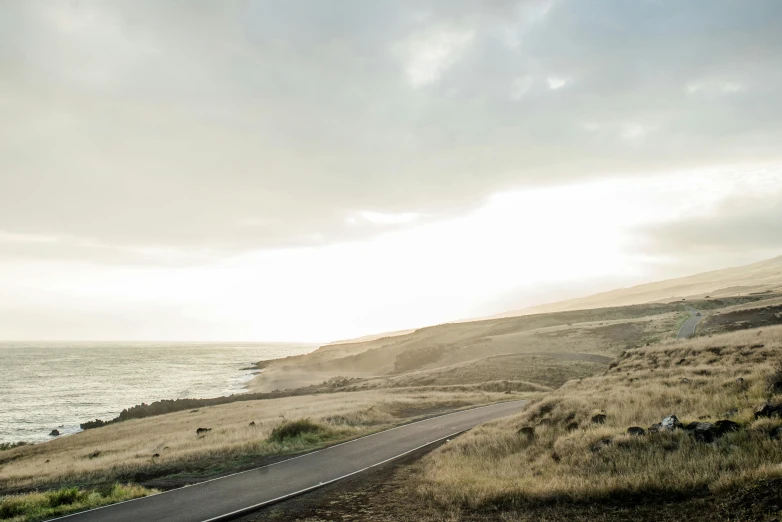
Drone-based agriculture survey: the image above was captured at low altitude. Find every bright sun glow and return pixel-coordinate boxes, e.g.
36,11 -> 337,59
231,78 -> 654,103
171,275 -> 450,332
2,165 -> 781,342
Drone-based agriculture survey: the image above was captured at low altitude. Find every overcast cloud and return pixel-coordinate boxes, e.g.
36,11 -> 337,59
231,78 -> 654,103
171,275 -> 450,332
3,0 -> 782,261
3,1 -> 782,340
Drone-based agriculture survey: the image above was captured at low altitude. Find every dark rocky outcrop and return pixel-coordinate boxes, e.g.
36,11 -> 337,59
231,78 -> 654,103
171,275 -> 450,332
755,402 -> 782,420
692,422 -> 716,443
715,419 -> 740,435
49,429 -> 60,437
626,426 -> 645,436
591,437 -> 613,451
517,426 -> 535,439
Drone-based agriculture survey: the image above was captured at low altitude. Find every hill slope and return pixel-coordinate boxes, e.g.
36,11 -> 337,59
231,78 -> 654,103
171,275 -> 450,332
498,255 -> 782,317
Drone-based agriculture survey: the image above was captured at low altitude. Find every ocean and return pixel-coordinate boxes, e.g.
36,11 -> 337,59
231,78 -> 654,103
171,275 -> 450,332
0,341 -> 317,444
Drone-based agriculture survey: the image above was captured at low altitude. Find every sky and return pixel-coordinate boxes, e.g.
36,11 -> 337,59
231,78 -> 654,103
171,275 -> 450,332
2,0 -> 782,342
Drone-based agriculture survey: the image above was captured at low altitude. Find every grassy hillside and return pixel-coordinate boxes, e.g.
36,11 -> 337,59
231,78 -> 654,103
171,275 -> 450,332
401,316 -> 782,519
250,302 -> 691,393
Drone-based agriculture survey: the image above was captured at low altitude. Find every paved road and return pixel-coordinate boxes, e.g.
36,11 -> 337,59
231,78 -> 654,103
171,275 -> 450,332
54,400 -> 527,522
677,307 -> 703,339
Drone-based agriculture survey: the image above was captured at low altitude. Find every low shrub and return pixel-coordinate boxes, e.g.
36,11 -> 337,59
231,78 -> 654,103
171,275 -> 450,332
267,418 -> 325,443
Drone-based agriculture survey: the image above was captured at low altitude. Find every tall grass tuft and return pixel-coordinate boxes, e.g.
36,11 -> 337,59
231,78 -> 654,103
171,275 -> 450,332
0,484 -> 155,521
267,418 -> 326,443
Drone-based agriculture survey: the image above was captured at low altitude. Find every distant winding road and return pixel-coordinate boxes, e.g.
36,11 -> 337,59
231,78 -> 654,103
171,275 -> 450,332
677,307 -> 704,339
53,400 -> 527,522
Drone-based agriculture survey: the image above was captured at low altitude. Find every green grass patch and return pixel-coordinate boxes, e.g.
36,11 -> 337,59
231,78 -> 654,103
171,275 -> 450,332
0,484 -> 156,521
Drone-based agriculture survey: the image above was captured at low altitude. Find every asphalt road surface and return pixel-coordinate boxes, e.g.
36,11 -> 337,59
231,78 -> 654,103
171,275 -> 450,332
53,400 -> 527,522
677,307 -> 703,339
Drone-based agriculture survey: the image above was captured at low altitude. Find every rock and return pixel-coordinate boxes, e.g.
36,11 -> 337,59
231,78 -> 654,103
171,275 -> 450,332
627,426 -> 645,436
196,427 -> 212,436
49,429 -> 60,437
591,413 -> 607,424
591,437 -> 613,451
683,421 -> 700,431
755,403 -> 782,420
692,422 -> 716,443
517,426 -> 535,439
660,415 -> 682,431
566,421 -> 579,432
714,420 -> 740,435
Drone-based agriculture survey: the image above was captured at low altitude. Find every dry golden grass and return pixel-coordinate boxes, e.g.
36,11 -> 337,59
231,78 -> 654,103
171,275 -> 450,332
342,354 -> 608,391
251,307 -> 682,392
416,326 -> 782,509
0,388 -> 514,493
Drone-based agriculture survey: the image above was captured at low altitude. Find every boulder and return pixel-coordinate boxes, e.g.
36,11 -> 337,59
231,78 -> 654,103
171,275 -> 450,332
755,403 -> 782,420
627,426 -> 645,436
517,426 -> 535,439
49,429 -> 60,437
660,415 -> 682,431
591,413 -> 607,424
714,419 -> 740,435
683,421 -> 700,431
692,422 -> 716,443
591,437 -> 613,451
